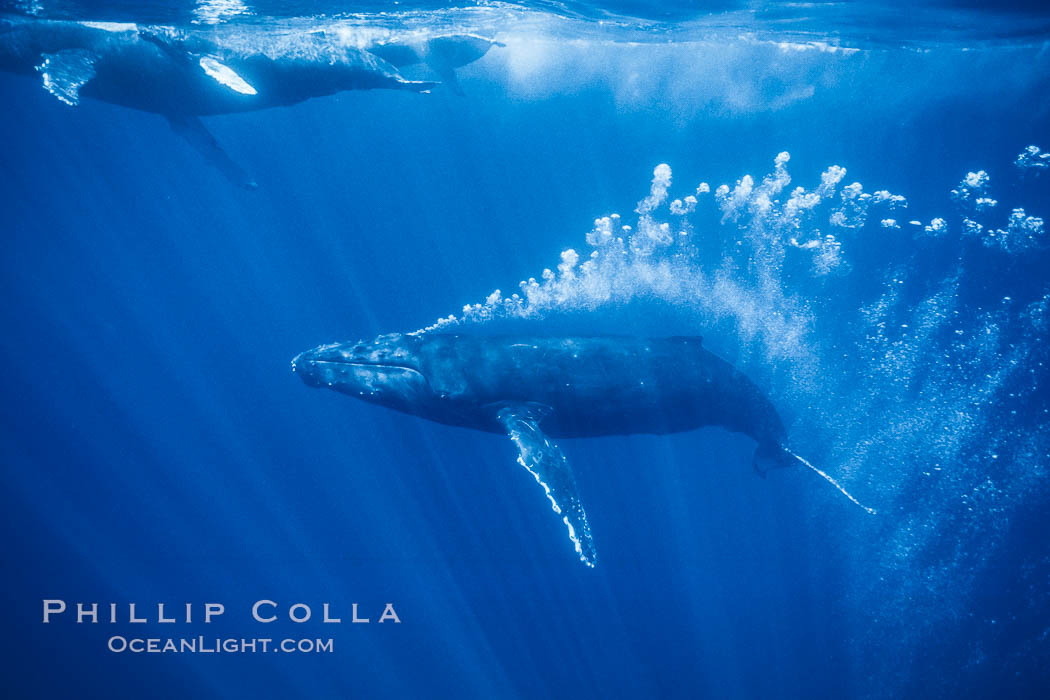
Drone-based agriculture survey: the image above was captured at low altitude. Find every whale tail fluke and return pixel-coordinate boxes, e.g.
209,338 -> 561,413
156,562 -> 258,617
430,63 -> 465,96
752,441 -> 796,479
755,443 -> 877,515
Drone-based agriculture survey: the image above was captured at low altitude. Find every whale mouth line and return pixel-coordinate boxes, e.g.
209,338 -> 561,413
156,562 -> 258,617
324,360 -> 413,370
299,359 -> 423,375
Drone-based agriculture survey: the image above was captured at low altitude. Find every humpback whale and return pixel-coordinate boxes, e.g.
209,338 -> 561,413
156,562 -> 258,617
0,16 -> 501,186
292,333 -> 875,567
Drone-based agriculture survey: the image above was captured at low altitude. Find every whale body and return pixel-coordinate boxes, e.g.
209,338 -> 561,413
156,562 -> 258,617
292,333 -> 799,567
0,16 -> 501,186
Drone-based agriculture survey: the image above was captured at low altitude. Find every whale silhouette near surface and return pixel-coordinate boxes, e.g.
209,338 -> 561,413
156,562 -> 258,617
0,15 -> 502,187
292,333 -> 872,567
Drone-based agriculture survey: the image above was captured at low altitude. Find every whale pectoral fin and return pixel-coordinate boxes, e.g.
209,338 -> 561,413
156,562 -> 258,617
35,50 -> 97,106
198,56 -> 257,96
495,404 -> 597,568
167,115 -> 258,190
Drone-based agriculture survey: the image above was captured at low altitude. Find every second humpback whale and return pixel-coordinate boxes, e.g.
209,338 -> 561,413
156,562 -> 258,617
292,333 -> 874,566
0,16 -> 501,186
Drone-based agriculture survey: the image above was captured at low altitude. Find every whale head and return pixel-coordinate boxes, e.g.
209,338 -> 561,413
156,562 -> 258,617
292,333 -> 432,413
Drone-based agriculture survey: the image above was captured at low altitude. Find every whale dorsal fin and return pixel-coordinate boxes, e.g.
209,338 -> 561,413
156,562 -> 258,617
494,403 -> 597,568
35,50 -> 97,106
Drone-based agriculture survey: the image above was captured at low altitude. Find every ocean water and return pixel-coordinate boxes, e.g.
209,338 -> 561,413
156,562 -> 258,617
2,2 -> 1049,698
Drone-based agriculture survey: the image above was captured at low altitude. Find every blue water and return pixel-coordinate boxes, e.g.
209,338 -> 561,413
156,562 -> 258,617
2,2 -> 1049,698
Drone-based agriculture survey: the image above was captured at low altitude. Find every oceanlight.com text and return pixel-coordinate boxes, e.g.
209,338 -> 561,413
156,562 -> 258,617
107,636 -> 334,654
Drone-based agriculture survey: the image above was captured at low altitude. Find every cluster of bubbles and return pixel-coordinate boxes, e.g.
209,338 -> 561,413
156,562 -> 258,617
842,273 -> 1050,689
418,151 -> 915,370
420,146 -> 1046,357
938,158 -> 1046,253
1015,144 -> 1050,172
